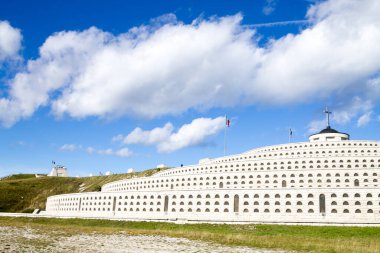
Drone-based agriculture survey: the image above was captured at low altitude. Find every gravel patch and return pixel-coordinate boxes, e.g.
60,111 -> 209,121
0,226 -> 284,253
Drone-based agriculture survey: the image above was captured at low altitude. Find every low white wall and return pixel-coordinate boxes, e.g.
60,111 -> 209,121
45,188 -> 380,225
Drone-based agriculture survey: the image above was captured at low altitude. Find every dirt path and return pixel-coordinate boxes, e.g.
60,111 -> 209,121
0,226 -> 285,253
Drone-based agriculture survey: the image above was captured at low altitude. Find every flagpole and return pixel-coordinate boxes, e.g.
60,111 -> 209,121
224,116 -> 227,156
224,125 -> 227,156
224,115 -> 231,156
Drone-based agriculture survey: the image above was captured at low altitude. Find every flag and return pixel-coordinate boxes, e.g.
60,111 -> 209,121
288,128 -> 293,143
226,116 -> 230,127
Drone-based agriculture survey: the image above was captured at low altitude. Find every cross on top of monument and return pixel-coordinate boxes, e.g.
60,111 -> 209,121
323,107 -> 332,128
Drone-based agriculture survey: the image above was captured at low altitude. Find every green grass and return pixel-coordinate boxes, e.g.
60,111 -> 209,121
1,174 -> 36,180
1,170 -> 379,252
0,168 -> 166,213
0,216 -> 379,253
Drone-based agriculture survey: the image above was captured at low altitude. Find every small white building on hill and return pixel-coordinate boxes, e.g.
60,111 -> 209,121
48,165 -> 68,177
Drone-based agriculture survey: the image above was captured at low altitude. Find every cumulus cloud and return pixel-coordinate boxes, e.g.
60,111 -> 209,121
0,20 -> 22,63
115,116 -> 225,153
157,117 -> 225,152
252,0 -> 380,104
357,111 -> 372,127
115,148 -> 133,157
0,27 -> 111,127
332,97 -> 373,124
86,146 -> 132,157
1,0 -> 380,126
122,123 -> 173,145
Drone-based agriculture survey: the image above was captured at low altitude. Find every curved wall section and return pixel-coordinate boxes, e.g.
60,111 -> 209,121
45,139 -> 380,225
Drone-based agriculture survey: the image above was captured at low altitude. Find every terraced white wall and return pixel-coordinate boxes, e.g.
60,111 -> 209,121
45,139 -> 380,225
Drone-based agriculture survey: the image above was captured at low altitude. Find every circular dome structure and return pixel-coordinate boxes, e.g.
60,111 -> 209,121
309,126 -> 349,142
318,127 -> 340,134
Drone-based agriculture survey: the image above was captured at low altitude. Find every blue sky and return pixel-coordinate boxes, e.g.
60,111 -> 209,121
0,0 -> 379,177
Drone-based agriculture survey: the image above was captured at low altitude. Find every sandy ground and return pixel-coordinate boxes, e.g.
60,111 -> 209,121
0,226 -> 285,253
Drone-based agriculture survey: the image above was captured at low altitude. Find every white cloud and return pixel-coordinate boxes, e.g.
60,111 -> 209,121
252,0 -> 380,104
115,148 -> 132,157
111,134 -> 124,142
85,147 -> 95,154
308,97 -> 374,132
0,20 -> 22,63
357,111 -> 372,127
59,142 -> 132,157
60,144 -> 80,151
307,119 -> 326,134
115,116 -> 225,153
332,97 -> 373,124
263,0 -> 277,15
0,27 -> 110,127
86,147 -> 112,155
158,117 -> 225,152
123,123 -> 173,145
1,0 -> 380,126
86,146 -> 132,157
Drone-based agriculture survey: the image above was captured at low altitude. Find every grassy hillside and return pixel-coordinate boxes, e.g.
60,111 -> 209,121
1,174 -> 36,180
0,168 -> 166,213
